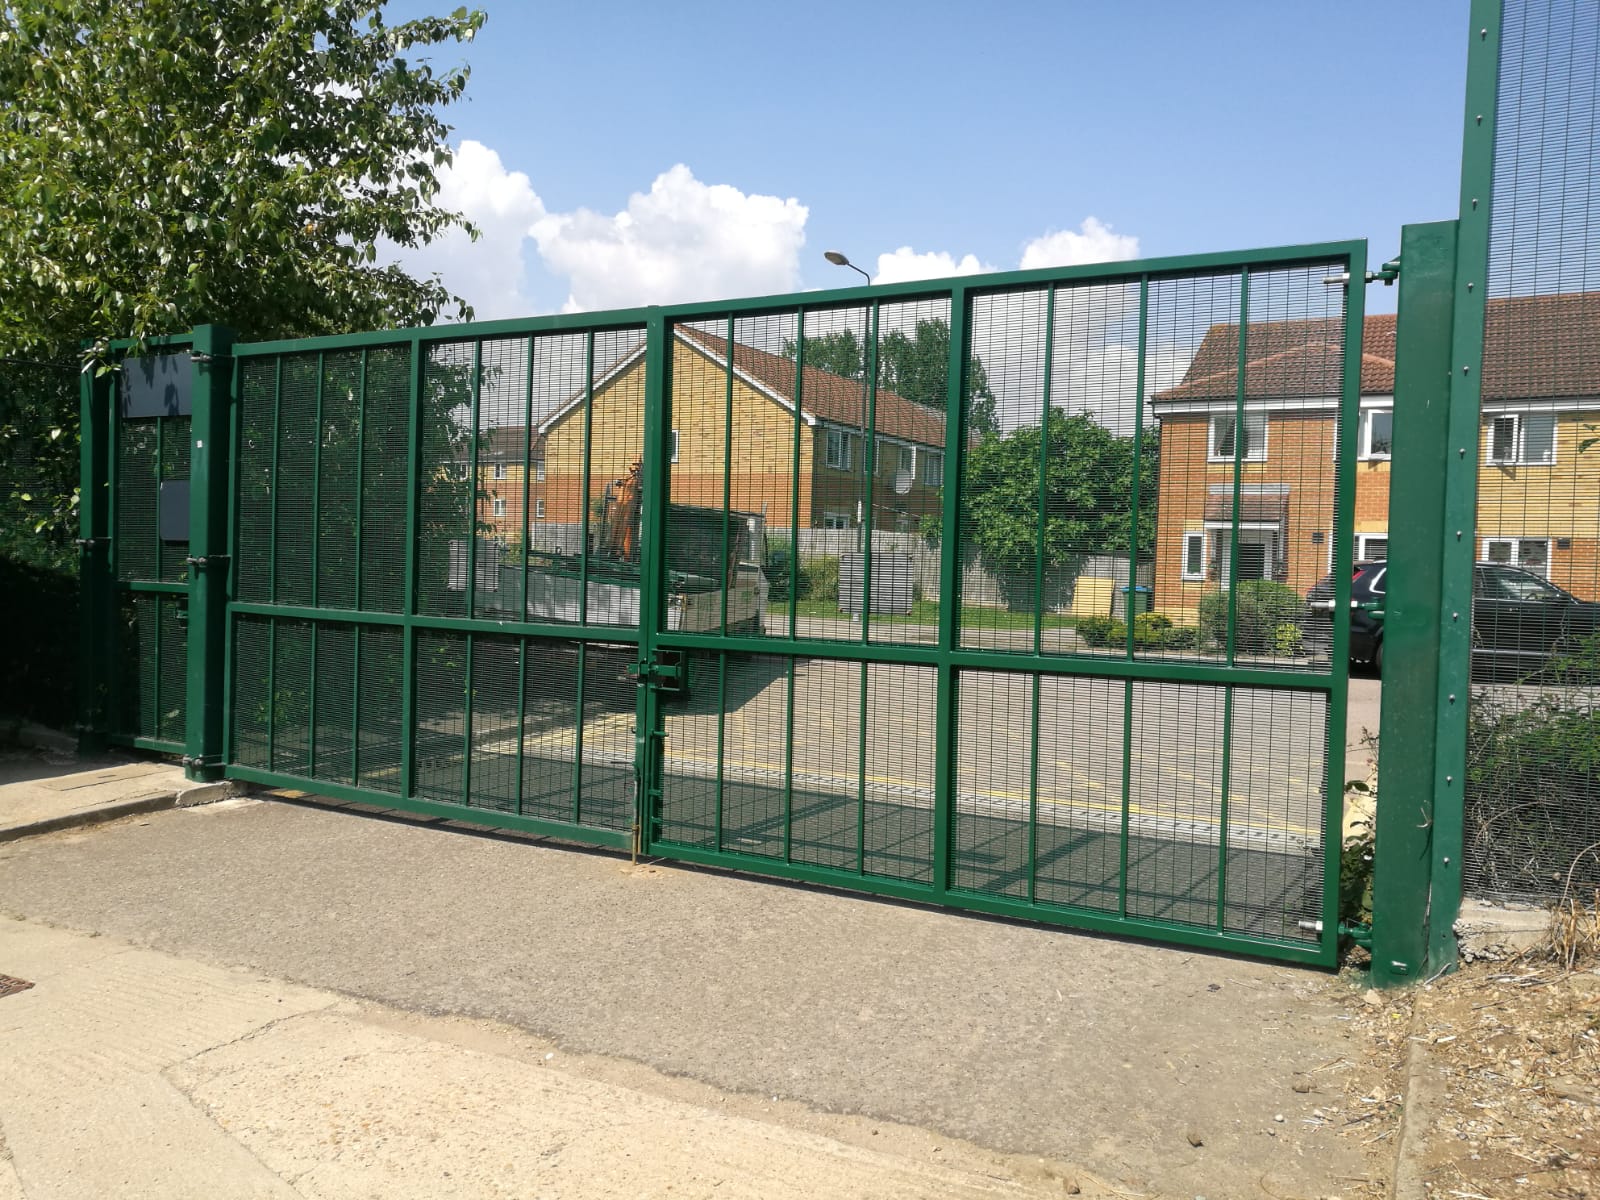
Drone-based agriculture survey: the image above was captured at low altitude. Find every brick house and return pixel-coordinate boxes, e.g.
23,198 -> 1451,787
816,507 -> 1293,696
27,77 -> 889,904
476,325 -> 947,548
1149,292 -> 1600,619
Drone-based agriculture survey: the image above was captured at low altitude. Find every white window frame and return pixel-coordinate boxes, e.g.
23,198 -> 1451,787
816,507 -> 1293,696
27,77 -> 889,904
669,429 -> 679,464
1356,532 -> 1388,562
1180,531 -> 1206,581
821,510 -> 851,530
1207,412 -> 1268,462
492,497 -> 506,517
533,457 -> 546,482
1359,409 -> 1393,460
1482,536 -> 1551,576
922,449 -> 944,487
825,428 -> 853,471
898,444 -> 915,475
492,462 -> 507,480
1486,412 -> 1556,466
534,498 -> 546,520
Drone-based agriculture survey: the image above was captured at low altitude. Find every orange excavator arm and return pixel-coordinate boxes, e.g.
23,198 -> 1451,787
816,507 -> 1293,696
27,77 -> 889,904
600,459 -> 643,561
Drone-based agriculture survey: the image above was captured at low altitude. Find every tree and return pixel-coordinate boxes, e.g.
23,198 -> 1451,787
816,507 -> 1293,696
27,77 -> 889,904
959,409 -> 1158,610
0,0 -> 485,362
781,317 -> 999,436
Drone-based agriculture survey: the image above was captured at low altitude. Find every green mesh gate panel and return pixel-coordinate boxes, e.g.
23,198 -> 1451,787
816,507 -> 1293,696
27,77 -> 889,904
644,248 -> 1362,965
108,391 -> 191,749
226,327 -> 648,846
1464,0 -> 1600,902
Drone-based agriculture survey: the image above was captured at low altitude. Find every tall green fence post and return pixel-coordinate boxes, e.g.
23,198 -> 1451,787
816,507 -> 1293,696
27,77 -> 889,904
78,357 -> 113,755
1372,221 -> 1460,984
183,324 -> 236,782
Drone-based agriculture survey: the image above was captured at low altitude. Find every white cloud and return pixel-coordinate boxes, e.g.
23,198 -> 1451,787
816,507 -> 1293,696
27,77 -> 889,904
871,246 -> 995,285
530,164 -> 808,313
1019,217 -> 1140,271
385,139 -> 546,321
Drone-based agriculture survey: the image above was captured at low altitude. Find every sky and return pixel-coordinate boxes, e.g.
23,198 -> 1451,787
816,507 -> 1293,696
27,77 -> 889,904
381,0 -> 1473,324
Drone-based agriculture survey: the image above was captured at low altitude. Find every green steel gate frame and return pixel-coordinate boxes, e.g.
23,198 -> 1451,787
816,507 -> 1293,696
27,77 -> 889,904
81,240 -> 1366,968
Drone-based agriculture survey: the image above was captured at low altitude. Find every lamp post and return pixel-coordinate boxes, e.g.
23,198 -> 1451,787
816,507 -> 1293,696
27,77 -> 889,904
824,251 -> 872,575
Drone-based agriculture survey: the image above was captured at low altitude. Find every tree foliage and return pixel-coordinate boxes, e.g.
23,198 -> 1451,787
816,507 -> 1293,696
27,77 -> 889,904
960,408 -> 1157,609
0,0 -> 486,361
782,318 -> 999,435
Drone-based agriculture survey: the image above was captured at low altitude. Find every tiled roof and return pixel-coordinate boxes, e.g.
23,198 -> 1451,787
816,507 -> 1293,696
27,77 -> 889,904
676,326 -> 946,447
1154,291 -> 1600,404
477,425 -> 544,463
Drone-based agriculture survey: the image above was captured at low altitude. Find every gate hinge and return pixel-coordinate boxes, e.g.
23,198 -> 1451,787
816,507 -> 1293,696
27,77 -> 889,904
188,351 -> 231,364
75,536 -> 109,549
1368,256 -> 1401,285
186,553 -> 231,569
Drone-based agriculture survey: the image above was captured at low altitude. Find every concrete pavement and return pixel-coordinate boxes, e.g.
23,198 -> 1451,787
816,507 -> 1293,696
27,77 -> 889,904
0,749 -> 188,843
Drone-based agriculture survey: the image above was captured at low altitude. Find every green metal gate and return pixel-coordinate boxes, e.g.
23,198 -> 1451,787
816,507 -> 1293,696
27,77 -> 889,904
87,241 -> 1364,965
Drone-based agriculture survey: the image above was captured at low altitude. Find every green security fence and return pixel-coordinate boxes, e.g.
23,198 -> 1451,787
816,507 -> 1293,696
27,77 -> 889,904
84,242 -> 1365,967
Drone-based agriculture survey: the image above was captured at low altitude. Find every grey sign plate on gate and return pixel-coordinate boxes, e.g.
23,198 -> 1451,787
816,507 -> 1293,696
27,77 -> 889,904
120,353 -> 192,418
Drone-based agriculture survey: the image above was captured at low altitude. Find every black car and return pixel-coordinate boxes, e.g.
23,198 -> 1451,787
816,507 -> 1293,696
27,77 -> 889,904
1305,560 -> 1600,679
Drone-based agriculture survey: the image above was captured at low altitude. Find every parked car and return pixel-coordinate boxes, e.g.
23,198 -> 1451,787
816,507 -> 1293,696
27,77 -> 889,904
1305,560 -> 1600,679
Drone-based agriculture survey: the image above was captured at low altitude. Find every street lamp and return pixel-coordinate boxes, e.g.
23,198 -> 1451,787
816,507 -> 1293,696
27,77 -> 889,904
824,250 -> 873,588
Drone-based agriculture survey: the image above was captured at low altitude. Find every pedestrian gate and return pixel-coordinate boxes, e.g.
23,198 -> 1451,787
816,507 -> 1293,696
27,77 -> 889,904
86,242 -> 1366,966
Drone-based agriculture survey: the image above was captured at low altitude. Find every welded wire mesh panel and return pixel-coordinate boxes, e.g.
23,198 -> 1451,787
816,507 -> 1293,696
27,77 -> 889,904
269,619 -> 312,775
861,663 -> 936,881
1466,0 -> 1600,902
655,651 -> 733,849
231,614 -> 270,768
355,625 -> 404,794
359,346 -> 411,613
1125,682 -> 1225,928
471,339 -> 529,620
311,623 -> 356,782
518,638 -> 581,821
576,644 -> 634,829
234,361 -> 276,603
155,595 -> 186,742
114,419 -> 157,582
156,416 -> 191,583
273,356 -> 318,607
952,670 -> 1034,895
1034,675 -> 1126,912
416,343 -> 474,618
466,634 -> 521,813
314,353 -> 363,610
1225,688 -> 1325,943
414,630 -> 467,803
787,656 -> 859,868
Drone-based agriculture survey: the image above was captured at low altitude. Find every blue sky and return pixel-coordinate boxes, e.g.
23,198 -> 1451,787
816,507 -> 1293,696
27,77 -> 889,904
384,0 -> 1473,321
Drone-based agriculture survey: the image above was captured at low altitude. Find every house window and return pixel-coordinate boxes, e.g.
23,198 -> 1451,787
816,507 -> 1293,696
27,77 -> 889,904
898,445 -> 915,475
1359,410 -> 1393,460
1181,531 -> 1206,581
821,511 -> 851,530
492,498 -> 506,517
1487,413 -> 1556,465
922,450 -> 944,487
670,429 -> 679,464
534,499 -> 546,520
1208,412 -> 1267,462
534,457 -> 546,482
1484,537 -> 1550,576
493,463 -> 507,480
825,429 -> 853,471
1356,533 -> 1388,562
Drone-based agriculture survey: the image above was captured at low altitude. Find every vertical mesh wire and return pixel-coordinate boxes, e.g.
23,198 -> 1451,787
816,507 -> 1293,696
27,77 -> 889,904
273,355 -> 318,607
417,343 -> 473,618
952,670 -> 1034,896
862,663 -> 935,882
519,636 -> 580,823
472,339 -> 529,620
1225,687 -> 1325,942
115,419 -> 158,582
156,415 -> 191,583
235,361 -> 276,602
787,656 -> 861,869
1465,0 -> 1600,901
356,625 -> 404,795
467,634 -> 521,813
270,620 -> 312,776
311,623 -> 355,783
1034,675 -> 1125,912
315,353 -> 362,610
232,615 -> 270,768
360,345 -> 411,614
414,630 -> 467,803
577,643 -> 634,829
156,595 -> 186,742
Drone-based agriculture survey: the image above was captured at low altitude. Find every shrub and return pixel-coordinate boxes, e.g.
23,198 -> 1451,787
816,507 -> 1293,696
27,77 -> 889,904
799,555 -> 839,602
1132,611 -> 1171,646
764,542 -> 793,602
1079,611 -> 1198,651
1466,697 -> 1600,901
1197,580 -> 1306,654
1076,615 -> 1119,647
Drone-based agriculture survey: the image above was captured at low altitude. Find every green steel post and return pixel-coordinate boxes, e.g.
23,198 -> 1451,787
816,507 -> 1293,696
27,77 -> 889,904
636,310 -> 670,853
1125,279 -> 1150,659
78,360 -> 113,755
788,309 -> 805,639
1034,287 -> 1056,656
466,340 -> 482,620
579,332 -> 595,624
310,352 -> 324,606
1225,269 -> 1250,665
183,324 -> 236,781
1373,221 -> 1461,985
520,336 -> 534,622
932,284 -> 972,899
354,349 -> 367,607
400,335 -> 425,800
860,303 -> 880,640
721,315 -> 734,634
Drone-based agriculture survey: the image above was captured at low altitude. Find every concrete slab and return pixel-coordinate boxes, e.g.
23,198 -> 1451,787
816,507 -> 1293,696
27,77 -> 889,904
0,750 -> 186,843
0,917 -> 1076,1199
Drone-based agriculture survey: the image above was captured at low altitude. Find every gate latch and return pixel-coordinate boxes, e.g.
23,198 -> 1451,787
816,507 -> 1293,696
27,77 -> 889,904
628,652 -> 687,694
